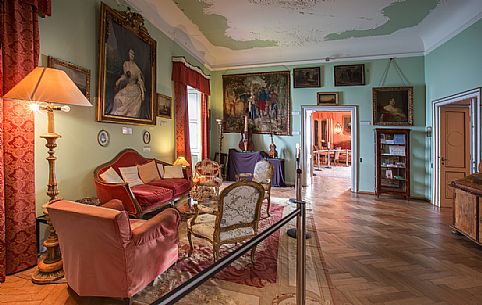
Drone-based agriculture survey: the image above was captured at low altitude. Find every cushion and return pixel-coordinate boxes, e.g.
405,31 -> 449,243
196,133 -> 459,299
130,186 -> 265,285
157,163 -> 165,178
149,178 -> 192,197
188,214 -> 255,242
99,167 -> 124,184
164,165 -> 184,179
138,161 -> 161,183
129,219 -> 146,231
130,184 -> 173,208
118,166 -> 144,188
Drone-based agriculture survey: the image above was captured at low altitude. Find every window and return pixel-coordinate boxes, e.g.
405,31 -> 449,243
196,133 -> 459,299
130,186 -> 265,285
188,87 -> 202,165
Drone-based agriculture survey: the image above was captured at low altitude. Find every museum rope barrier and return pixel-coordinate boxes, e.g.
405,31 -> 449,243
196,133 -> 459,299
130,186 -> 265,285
152,163 -> 307,305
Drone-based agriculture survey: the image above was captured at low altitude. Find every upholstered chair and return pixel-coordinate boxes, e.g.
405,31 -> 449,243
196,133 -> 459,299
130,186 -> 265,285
47,199 -> 180,301
192,159 -> 223,200
187,180 -> 265,262
237,160 -> 274,217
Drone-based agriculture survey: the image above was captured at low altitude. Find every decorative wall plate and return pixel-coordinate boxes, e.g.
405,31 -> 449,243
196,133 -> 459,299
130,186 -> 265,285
98,130 -> 110,147
143,130 -> 151,144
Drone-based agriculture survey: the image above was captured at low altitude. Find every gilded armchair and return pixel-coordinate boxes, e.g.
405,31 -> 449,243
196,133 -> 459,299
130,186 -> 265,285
192,159 -> 223,200
237,160 -> 274,217
187,180 -> 265,262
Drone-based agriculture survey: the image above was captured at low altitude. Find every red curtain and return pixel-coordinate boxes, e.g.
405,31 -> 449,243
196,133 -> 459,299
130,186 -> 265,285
173,81 -> 192,166
172,60 -> 210,164
201,93 -> 210,160
0,0 -> 51,282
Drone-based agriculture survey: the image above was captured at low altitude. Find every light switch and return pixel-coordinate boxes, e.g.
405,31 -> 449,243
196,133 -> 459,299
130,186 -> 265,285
122,127 -> 133,134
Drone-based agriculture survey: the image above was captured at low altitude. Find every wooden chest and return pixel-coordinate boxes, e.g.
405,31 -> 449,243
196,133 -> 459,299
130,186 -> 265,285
451,173 -> 482,244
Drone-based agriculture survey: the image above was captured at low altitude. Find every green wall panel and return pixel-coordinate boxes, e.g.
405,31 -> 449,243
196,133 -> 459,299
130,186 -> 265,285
210,57 -> 428,198
36,0 -> 207,214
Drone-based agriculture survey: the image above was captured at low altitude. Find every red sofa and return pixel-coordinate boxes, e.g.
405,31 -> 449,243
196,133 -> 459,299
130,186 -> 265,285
94,149 -> 192,218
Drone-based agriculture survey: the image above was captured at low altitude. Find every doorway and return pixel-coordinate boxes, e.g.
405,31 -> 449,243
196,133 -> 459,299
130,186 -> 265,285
301,105 -> 358,192
432,88 -> 481,207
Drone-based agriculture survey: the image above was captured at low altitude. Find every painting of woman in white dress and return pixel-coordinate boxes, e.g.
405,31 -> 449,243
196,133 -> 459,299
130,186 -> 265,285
97,3 -> 156,125
110,49 -> 145,117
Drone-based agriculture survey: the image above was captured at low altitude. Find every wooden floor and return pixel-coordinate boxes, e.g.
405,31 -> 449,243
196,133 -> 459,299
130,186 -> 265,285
2,175 -> 482,305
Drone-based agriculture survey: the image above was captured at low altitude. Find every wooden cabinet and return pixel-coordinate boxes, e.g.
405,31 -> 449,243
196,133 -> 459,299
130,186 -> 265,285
451,173 -> 482,244
375,129 -> 410,199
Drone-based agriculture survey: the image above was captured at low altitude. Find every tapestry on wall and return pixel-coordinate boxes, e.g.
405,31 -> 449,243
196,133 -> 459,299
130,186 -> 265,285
96,3 -> 156,125
223,71 -> 291,135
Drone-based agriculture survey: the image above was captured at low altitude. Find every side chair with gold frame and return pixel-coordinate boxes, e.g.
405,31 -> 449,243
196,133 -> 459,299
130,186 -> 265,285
187,180 -> 265,262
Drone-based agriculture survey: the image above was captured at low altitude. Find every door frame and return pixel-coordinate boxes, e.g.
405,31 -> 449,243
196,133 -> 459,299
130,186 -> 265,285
432,87 -> 481,206
301,105 -> 359,192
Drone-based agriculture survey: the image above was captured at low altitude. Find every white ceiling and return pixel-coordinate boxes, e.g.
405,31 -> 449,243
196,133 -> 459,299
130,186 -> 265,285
128,0 -> 482,70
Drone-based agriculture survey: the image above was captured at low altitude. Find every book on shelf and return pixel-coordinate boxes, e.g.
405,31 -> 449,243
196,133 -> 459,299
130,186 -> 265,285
393,134 -> 406,144
388,145 -> 405,156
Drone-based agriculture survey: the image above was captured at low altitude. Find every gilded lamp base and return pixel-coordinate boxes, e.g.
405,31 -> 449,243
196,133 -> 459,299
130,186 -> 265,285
32,260 -> 64,284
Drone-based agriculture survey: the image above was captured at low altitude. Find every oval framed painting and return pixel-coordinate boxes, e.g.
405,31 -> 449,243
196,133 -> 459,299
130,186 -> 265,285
98,130 -> 110,147
143,130 -> 151,144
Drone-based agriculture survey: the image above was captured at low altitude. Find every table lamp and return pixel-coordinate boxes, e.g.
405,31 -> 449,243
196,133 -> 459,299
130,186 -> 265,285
3,67 -> 91,284
174,156 -> 190,168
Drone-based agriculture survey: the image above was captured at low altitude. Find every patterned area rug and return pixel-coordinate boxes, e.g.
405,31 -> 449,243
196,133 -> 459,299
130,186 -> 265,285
134,197 -> 334,305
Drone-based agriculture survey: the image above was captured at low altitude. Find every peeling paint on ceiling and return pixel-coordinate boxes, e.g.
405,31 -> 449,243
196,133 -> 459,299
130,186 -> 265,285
174,0 -> 278,50
129,0 -> 482,69
325,0 -> 440,40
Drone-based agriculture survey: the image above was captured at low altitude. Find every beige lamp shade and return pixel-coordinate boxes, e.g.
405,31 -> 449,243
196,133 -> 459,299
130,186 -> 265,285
174,156 -> 190,167
3,67 -> 91,106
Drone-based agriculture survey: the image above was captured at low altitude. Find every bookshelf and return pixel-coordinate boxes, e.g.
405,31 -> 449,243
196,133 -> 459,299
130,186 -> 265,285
375,129 -> 410,199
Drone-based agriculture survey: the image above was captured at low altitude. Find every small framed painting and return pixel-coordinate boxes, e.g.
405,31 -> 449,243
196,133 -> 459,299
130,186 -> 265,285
143,130 -> 151,144
97,130 -> 110,147
293,67 -> 321,88
343,115 -> 351,134
317,92 -> 339,105
373,86 -> 413,126
334,64 -> 365,86
157,93 -> 172,119
47,56 -> 91,100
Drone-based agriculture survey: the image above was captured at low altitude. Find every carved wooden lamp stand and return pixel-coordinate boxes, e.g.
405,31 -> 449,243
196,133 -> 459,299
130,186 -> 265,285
4,67 -> 91,284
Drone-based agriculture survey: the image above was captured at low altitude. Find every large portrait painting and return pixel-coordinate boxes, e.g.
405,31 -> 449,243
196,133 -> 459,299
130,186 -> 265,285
373,87 -> 413,126
97,3 -> 156,125
223,71 -> 291,135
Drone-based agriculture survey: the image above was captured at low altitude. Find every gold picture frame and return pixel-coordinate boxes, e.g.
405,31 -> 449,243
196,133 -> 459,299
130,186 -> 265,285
47,56 -> 91,101
317,92 -> 339,105
96,3 -> 156,125
373,86 -> 413,126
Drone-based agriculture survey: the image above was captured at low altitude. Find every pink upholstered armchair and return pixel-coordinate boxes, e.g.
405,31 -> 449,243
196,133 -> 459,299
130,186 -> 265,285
47,199 -> 180,300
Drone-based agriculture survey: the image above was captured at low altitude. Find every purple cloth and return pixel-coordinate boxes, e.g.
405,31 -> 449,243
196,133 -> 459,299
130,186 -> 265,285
266,158 -> 286,187
227,149 -> 286,187
227,149 -> 263,181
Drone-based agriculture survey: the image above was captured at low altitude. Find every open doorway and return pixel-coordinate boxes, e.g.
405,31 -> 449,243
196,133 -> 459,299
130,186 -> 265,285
432,88 -> 481,207
312,111 -> 352,184
302,105 -> 358,192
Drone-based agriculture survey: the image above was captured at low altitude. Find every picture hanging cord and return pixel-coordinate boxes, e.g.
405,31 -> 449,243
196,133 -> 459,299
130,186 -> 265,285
378,58 -> 410,87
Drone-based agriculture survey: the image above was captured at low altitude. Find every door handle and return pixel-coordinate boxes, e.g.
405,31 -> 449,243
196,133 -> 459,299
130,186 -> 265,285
441,157 -> 447,165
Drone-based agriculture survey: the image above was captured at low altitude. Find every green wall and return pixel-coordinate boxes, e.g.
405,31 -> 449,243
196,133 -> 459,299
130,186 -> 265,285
36,0 -> 207,214
424,18 -> 482,201
210,57 -> 428,197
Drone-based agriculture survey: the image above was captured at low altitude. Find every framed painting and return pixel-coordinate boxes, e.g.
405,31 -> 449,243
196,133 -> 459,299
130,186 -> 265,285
373,86 -> 413,126
96,3 -> 156,125
223,71 -> 291,135
293,67 -> 320,88
157,93 -> 172,119
47,56 -> 91,100
317,92 -> 339,105
342,115 -> 351,134
334,64 -> 365,86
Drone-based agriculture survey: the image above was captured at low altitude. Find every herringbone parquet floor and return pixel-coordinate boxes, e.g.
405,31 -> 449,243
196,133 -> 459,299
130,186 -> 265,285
2,175 -> 482,305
